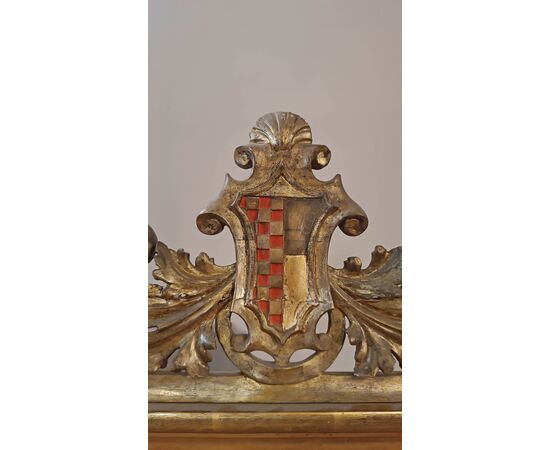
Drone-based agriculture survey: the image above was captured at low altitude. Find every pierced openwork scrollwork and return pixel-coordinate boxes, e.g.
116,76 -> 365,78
148,112 -> 401,384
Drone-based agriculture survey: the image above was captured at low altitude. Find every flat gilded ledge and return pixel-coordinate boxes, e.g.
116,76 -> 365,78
149,410 -> 402,434
149,432 -> 402,450
149,373 -> 402,404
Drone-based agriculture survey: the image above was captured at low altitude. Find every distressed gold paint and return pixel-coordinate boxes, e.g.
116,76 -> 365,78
282,255 -> 308,330
149,112 -> 401,385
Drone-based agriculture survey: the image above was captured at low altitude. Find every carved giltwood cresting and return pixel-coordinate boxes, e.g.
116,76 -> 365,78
148,112 -> 402,384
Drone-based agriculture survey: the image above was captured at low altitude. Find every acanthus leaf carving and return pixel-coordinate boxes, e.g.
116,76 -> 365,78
331,245 -> 402,376
170,318 -> 218,377
148,112 -> 402,384
148,242 -> 235,376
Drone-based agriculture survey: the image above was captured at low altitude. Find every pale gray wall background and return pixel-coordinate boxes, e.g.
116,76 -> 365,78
149,0 -> 401,372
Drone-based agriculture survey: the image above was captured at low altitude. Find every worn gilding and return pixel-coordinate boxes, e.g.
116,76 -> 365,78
148,112 -> 402,384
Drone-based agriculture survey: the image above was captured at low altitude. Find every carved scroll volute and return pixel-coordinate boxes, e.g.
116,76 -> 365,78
195,112 -> 371,384
149,112 -> 401,383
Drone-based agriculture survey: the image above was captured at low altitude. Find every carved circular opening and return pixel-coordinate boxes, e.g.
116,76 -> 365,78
230,312 -> 249,334
229,313 -> 250,352
216,308 -> 346,384
251,351 -> 275,363
289,349 -> 316,363
315,312 -> 329,334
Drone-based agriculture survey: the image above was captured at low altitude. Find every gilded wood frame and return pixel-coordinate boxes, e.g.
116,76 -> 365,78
148,112 -> 402,447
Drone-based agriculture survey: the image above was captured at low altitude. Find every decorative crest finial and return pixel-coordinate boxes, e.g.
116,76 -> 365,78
149,112 -> 401,384
249,112 -> 312,150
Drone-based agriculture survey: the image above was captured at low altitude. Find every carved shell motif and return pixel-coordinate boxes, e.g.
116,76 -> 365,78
250,112 -> 312,150
148,112 -> 402,383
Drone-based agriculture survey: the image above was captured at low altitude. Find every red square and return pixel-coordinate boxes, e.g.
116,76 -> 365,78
259,197 -> 271,209
269,287 -> 283,299
271,210 -> 283,221
269,314 -> 282,325
257,222 -> 270,235
247,209 -> 258,222
258,274 -> 270,286
239,197 -> 247,208
270,263 -> 283,275
270,235 -> 284,248
257,249 -> 270,261
258,300 -> 269,313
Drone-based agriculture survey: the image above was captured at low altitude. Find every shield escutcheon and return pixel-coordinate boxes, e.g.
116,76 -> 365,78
197,112 -> 368,383
238,195 -> 330,334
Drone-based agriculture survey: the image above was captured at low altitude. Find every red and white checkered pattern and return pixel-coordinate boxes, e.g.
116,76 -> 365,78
240,196 -> 285,326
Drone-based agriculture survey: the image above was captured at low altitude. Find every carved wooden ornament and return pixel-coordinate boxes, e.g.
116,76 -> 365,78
149,112 -> 402,384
